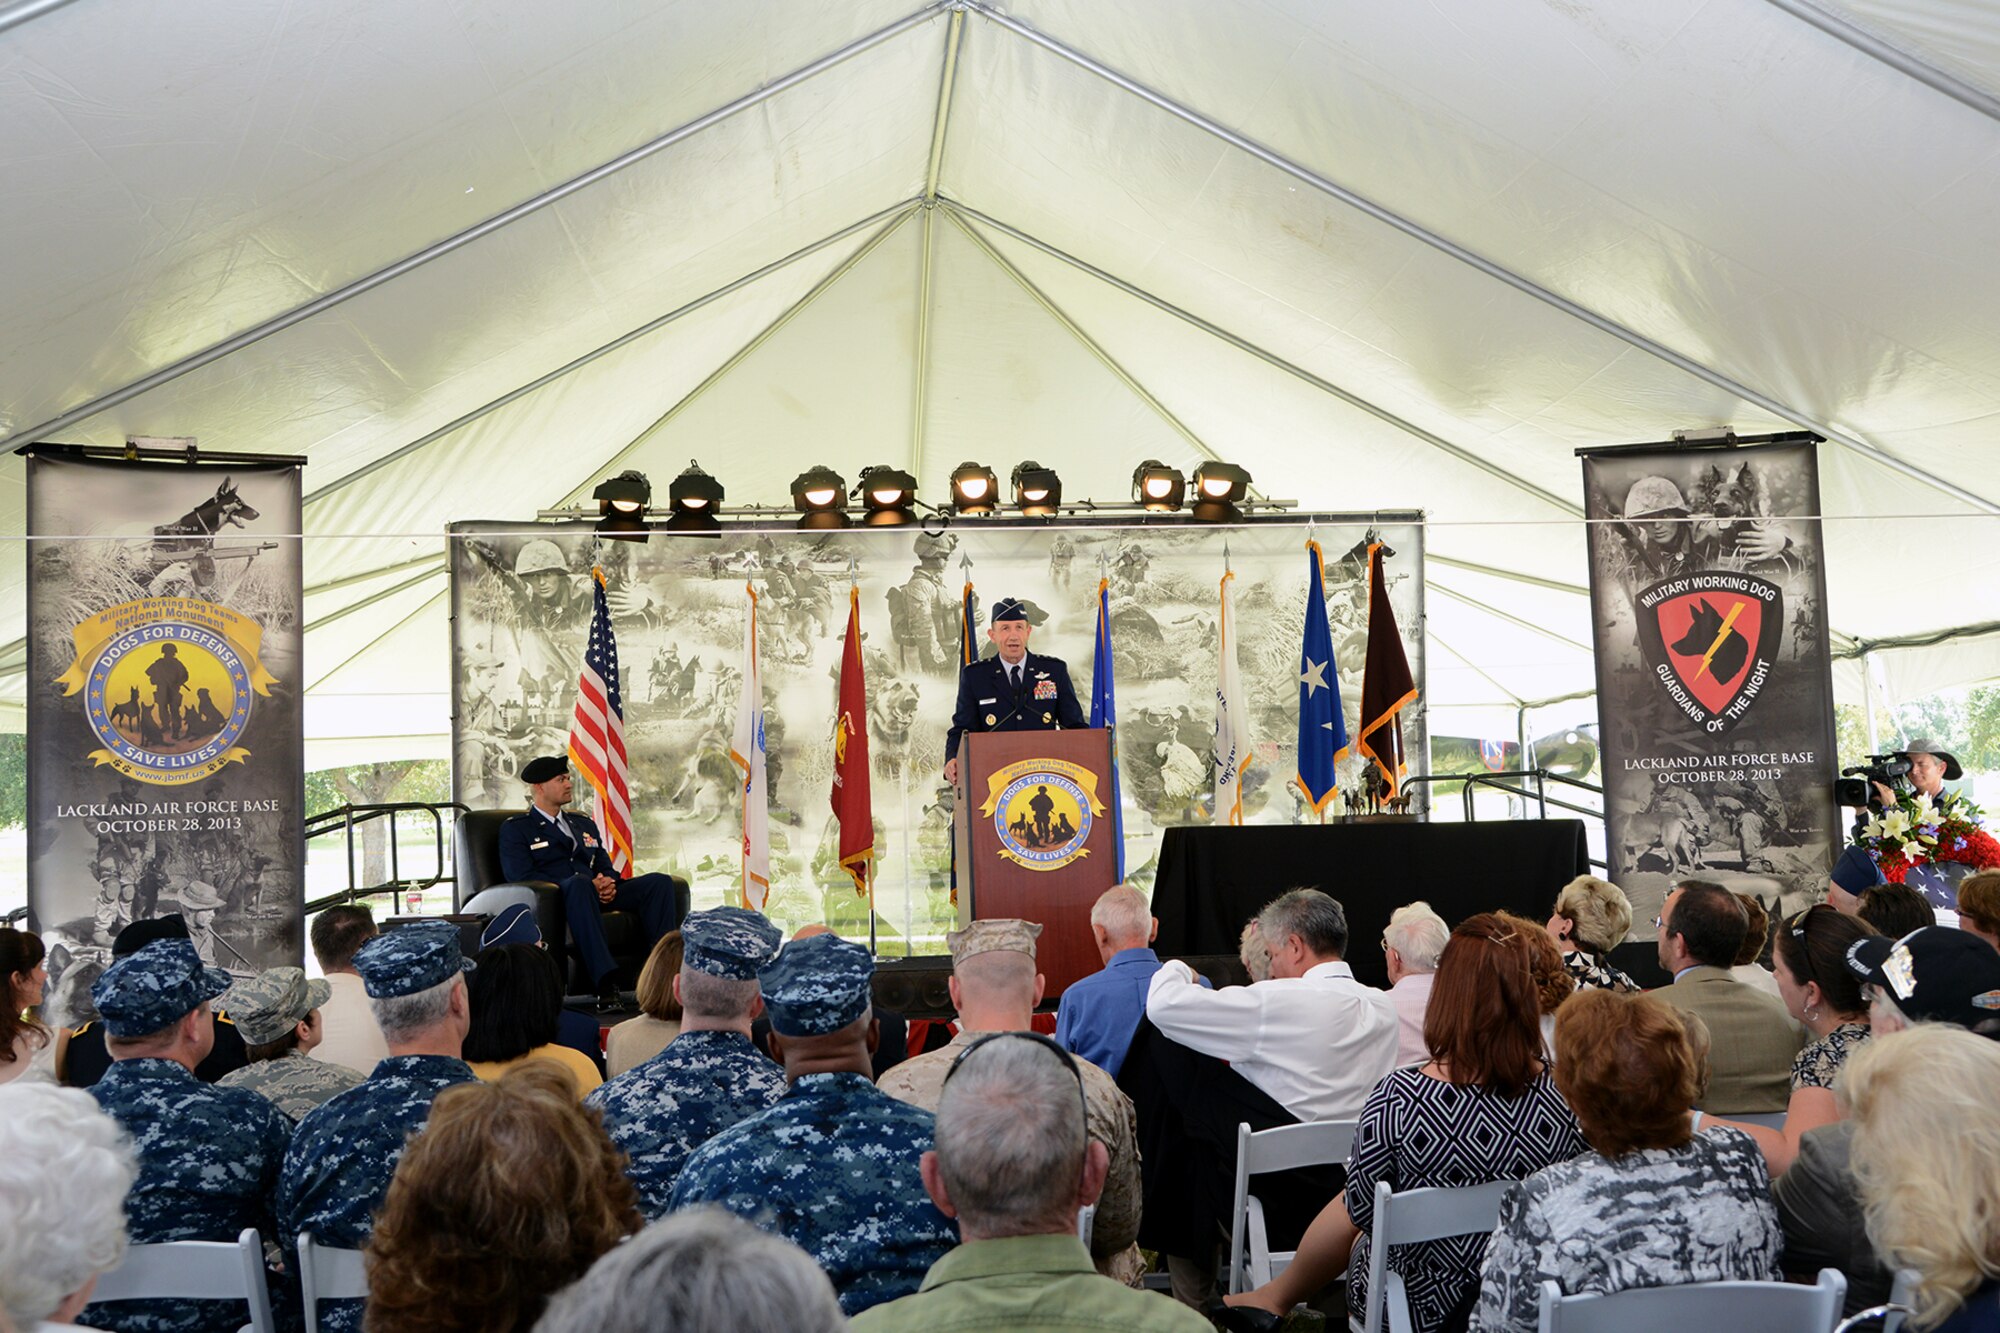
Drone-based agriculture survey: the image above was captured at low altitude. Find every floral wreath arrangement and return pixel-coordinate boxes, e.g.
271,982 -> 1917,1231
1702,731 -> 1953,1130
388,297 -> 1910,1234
1856,789 -> 2000,884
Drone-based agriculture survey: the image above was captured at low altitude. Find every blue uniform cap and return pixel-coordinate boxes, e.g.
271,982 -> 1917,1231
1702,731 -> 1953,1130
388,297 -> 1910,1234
682,906 -> 783,980
1831,844 -> 1884,894
480,903 -> 542,951
990,597 -> 1028,624
353,921 -> 474,999
758,932 -> 875,1037
91,938 -> 235,1038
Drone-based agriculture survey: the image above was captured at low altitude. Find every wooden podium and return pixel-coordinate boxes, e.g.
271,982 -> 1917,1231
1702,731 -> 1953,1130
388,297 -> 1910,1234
954,728 -> 1119,996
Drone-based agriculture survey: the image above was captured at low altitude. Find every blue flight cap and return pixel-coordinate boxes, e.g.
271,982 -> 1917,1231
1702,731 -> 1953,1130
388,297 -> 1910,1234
990,597 -> 1029,624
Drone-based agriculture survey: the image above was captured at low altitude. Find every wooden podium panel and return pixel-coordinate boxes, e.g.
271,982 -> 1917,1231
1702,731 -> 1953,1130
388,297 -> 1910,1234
954,728 -> 1118,996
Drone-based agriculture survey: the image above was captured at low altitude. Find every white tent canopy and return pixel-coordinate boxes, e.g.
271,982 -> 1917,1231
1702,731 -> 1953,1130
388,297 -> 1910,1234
4,0 -> 1998,766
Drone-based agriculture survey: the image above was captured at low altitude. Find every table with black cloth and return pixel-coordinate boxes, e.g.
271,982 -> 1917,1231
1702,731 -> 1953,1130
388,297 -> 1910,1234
1151,819 -> 1589,988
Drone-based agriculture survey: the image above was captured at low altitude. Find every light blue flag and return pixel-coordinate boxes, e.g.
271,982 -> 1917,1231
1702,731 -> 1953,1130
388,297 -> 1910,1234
1090,577 -> 1126,878
1294,540 -> 1347,816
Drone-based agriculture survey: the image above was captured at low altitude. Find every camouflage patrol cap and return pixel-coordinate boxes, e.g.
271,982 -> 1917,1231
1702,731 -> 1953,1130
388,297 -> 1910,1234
91,939 -> 234,1038
946,918 -> 1043,967
223,966 -> 332,1045
758,932 -> 875,1037
353,921 -> 474,999
681,906 -> 783,980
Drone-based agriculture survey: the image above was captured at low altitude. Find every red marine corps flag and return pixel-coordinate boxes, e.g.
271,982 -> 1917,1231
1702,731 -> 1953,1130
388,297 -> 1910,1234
832,585 -> 874,897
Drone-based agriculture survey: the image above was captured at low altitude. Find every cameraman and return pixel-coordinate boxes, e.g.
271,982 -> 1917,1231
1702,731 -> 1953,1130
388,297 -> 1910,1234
1870,738 -> 1963,811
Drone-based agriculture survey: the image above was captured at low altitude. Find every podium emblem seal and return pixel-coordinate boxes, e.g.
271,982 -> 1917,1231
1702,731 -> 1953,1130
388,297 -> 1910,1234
979,758 -> 1108,872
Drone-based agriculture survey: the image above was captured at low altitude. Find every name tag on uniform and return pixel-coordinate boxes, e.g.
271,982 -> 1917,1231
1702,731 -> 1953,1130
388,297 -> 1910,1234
979,697 -> 997,705
529,840 -> 550,851
1034,680 -> 1057,700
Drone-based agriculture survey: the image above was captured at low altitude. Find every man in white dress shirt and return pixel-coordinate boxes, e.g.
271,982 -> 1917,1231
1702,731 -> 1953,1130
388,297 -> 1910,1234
308,905 -> 390,1076
1381,901 -> 1449,1067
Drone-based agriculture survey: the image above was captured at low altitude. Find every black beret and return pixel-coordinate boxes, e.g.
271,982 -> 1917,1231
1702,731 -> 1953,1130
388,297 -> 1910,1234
521,755 -> 570,784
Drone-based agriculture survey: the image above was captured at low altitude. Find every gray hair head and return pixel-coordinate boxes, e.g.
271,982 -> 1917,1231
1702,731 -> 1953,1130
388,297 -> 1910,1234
370,972 -> 460,1045
534,1206 -> 842,1333
935,1035 -> 1087,1238
677,969 -> 760,1021
0,1082 -> 139,1328
1257,888 -> 1349,959
1383,901 -> 1450,972
1089,885 -> 1151,947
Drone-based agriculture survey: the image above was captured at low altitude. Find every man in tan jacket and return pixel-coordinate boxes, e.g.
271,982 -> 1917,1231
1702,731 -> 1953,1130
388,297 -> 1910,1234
1653,879 -> 1804,1113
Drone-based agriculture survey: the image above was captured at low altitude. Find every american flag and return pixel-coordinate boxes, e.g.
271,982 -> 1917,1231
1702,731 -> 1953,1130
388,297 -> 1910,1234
567,568 -> 633,875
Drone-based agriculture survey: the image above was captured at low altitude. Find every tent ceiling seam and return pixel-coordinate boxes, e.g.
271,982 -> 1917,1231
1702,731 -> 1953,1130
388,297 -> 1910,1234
1761,0 -> 2000,124
1428,578 -> 1594,654
0,2 -> 950,455
1429,630 -> 1526,705
306,588 -> 447,694
303,567 -> 446,635
962,3 -> 2000,518
305,554 -> 446,597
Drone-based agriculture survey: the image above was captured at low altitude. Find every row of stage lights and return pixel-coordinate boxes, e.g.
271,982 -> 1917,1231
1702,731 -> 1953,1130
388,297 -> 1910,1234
587,459 -> 1262,536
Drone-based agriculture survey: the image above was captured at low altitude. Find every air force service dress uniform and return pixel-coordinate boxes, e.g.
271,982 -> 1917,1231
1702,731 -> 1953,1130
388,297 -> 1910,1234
945,598 -> 1087,769
668,933 -> 957,1316
586,907 -> 789,1218
82,941 -> 294,1333
275,925 -> 477,1333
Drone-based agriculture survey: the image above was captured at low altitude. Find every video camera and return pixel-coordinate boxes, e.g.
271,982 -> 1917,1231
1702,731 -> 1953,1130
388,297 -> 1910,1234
1835,753 -> 1911,808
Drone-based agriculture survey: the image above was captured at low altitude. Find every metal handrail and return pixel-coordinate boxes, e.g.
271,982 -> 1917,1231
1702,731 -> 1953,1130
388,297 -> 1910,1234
1405,769 -> 1609,869
302,801 -> 467,917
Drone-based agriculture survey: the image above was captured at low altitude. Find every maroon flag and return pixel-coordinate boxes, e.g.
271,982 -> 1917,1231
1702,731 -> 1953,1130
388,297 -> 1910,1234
832,586 -> 874,896
1358,543 -> 1417,799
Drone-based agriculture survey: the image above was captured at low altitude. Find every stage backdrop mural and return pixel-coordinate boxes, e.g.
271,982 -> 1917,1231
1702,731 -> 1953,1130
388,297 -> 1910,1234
1582,439 -> 1839,937
27,449 -> 306,1023
450,516 -> 1426,947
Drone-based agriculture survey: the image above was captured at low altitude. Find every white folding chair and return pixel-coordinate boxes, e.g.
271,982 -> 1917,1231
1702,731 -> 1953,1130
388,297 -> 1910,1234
1353,1178 -> 1517,1333
1538,1267 -> 1845,1332
1225,1118 -> 1358,1295
90,1227 -> 276,1333
298,1232 -> 370,1333
1719,1111 -> 1789,1130
1835,1267 -> 1921,1333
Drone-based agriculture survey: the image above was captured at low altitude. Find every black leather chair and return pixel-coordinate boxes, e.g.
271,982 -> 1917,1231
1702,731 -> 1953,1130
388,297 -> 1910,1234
452,809 -> 687,994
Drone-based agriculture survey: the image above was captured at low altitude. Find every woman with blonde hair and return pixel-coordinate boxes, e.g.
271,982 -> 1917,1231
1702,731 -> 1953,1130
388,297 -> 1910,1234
605,930 -> 683,1077
1545,875 -> 1638,992
1844,1025 -> 2000,1331
365,1062 -> 642,1332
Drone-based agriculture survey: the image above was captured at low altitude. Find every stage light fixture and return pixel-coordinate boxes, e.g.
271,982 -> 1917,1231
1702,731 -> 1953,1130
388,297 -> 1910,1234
790,466 -> 850,530
1190,461 -> 1252,522
665,460 -> 724,533
950,461 -> 1000,515
1011,461 -> 1062,517
1131,460 -> 1185,512
592,469 -> 653,540
859,465 -> 918,527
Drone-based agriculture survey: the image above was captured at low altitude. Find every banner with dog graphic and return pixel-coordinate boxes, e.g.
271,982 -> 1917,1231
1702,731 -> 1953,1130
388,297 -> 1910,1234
1581,440 -> 1840,936
27,450 -> 304,1004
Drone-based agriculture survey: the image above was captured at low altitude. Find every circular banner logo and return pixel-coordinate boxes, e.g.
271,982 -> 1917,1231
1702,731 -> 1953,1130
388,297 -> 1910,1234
993,770 -> 1094,871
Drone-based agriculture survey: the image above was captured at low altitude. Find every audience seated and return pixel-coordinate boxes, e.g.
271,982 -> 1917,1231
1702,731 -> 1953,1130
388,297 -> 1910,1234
1826,844 -> 1885,915
1054,884 -> 1203,1079
2,926 -> 55,1085
854,1032 -> 1209,1332
669,931 -> 957,1315
64,915 -> 249,1088
277,922 -> 478,1333
1727,891 -> 1783,998
309,905 -> 390,1077
1546,875 -> 1638,993
0,1081 -> 139,1331
1470,988 -> 1781,1331
1845,1025 -> 2000,1333
1224,912 -> 1590,1332
1381,901 -> 1449,1067
535,1207 -> 845,1333
878,919 -> 1145,1284
587,906 -> 787,1219
363,1063 -> 640,1332
80,939 -> 294,1333
1958,870 -> 2000,952
605,929 -> 684,1077
1499,910 -> 1575,1055
216,967 -> 365,1120
463,943 -> 602,1096
1855,882 -> 1937,940
1651,879 -> 1804,1113
475,904 -> 606,1076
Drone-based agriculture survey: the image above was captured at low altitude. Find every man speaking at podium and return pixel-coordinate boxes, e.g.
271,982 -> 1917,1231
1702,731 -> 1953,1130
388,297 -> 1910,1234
943,597 -> 1087,786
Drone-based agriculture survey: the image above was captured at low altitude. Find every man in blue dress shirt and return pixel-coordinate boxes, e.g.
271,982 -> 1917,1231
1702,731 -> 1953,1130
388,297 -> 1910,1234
1055,885 -> 1207,1078
943,597 -> 1087,786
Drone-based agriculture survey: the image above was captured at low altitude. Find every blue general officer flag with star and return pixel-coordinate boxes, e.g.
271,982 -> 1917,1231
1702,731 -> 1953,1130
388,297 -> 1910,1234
1293,540 -> 1346,815
1089,577 -> 1125,879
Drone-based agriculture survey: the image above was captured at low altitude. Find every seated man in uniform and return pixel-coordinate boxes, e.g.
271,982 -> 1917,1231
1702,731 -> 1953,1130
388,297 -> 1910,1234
497,755 -> 683,1009
587,905 -> 789,1218
670,932 -> 956,1315
943,597 -> 1086,787
64,914 -> 249,1088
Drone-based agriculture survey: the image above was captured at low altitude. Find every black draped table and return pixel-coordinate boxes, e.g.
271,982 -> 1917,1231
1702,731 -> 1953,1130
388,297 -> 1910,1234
1151,819 -> 1590,989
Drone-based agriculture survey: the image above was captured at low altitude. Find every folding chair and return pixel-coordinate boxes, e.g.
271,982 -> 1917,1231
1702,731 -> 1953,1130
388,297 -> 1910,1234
1537,1267 -> 1845,1332
1353,1177 -> 1517,1333
298,1232 -> 370,1333
1077,1204 -> 1096,1250
90,1227 -> 276,1333
1225,1118 -> 1358,1296
1835,1267 -> 1921,1333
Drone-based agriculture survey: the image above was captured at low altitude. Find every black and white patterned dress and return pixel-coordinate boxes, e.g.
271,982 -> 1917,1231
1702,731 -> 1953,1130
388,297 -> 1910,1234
1561,950 -> 1638,994
1792,1021 -> 1870,1092
1469,1126 -> 1782,1333
1347,1067 -> 1588,1333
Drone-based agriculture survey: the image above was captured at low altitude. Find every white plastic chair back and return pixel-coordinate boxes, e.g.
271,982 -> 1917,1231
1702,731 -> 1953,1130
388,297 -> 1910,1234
298,1231 -> 370,1333
90,1227 -> 276,1333
1538,1267 -> 1846,1332
1225,1118 -> 1358,1295
1355,1178 -> 1516,1333
1835,1268 -> 1922,1333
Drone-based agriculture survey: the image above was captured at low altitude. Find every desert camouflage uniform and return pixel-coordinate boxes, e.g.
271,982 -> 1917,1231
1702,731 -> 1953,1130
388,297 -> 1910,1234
218,1050 -> 365,1122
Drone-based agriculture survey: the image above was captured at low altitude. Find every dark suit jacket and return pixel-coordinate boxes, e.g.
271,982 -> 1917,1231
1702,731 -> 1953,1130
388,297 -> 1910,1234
946,651 -> 1088,767
1655,964 -> 1805,1113
497,807 -> 618,885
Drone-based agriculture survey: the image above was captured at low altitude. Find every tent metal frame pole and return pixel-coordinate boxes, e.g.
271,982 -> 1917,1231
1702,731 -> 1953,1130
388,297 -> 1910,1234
304,197 -> 920,506
1425,553 -> 1586,596
0,0 -> 82,36
963,2 -> 2000,518
305,554 -> 446,597
0,3 -> 951,455
912,204 -> 938,476
1432,632 -> 1525,706
1760,0 -> 2000,125
1428,580 -> 1593,655
925,9 -> 968,201
306,589 -> 447,694
943,200 -> 1581,518
303,567 -> 446,635
573,209 -> 921,501
940,206 -> 1220,467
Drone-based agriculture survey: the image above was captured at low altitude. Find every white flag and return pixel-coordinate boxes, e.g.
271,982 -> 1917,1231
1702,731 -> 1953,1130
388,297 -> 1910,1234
729,582 -> 771,908
1214,569 -> 1254,825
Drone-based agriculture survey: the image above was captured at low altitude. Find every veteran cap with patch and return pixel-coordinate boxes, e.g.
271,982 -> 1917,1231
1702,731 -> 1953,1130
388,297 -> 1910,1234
520,754 -> 570,785
223,967 -> 332,1046
758,932 -> 875,1037
91,939 -> 235,1039
353,921 -> 475,999
1846,926 -> 2000,1032
946,917 -> 1042,967
682,906 -> 783,980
